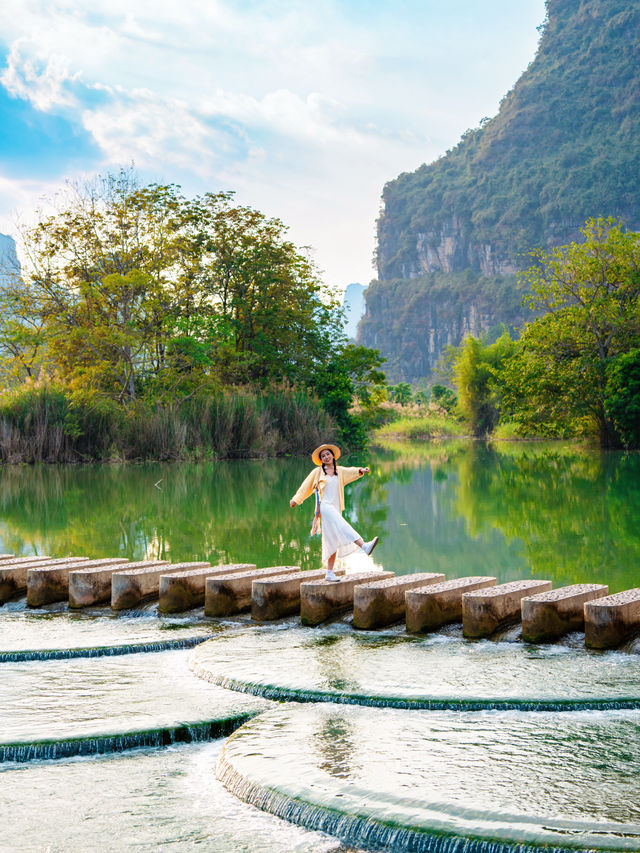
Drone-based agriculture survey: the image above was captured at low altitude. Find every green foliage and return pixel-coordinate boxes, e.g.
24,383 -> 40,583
605,349 -> 640,448
0,170 -> 386,454
377,0 -> 640,277
431,384 -> 457,413
374,413 -> 466,442
453,331 -> 516,436
0,384 -> 334,463
388,382 -> 412,405
504,218 -> 640,446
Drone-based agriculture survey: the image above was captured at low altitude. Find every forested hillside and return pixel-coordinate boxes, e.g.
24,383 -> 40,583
360,0 -> 640,381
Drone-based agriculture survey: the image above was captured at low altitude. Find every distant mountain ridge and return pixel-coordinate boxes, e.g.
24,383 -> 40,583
360,0 -> 640,382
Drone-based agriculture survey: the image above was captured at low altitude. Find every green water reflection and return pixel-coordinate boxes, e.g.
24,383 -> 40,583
0,441 -> 638,593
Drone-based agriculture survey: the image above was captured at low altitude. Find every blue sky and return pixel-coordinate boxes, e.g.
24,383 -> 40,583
0,0 -> 545,291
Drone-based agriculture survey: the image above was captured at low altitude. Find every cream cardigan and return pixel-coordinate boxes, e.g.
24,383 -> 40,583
290,465 -> 364,513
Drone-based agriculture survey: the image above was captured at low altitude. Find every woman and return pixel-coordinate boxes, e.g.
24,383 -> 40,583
289,443 -> 378,581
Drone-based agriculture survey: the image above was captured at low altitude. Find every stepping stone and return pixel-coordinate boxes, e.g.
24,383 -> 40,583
462,579 -> 552,638
405,576 -> 497,634
111,562 -> 208,610
353,572 -> 445,630
69,561 -> 167,608
27,559 -> 128,607
159,564 -> 256,613
0,557 -> 57,604
521,583 -> 609,643
584,588 -> 640,649
300,571 -> 394,627
0,554 -> 15,561
252,568 -> 343,622
205,567 -> 301,617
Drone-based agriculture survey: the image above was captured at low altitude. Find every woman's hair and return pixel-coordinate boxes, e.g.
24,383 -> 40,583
321,451 -> 338,476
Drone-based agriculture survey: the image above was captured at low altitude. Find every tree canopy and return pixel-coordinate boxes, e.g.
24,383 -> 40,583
0,170 -> 385,450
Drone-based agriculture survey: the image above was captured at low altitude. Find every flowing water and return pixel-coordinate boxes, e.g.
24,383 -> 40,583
1,442 -> 639,851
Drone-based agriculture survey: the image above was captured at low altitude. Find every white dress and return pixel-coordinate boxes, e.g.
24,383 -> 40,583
320,473 -> 361,563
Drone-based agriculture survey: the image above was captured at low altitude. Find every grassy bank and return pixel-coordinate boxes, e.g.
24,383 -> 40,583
0,386 -> 335,463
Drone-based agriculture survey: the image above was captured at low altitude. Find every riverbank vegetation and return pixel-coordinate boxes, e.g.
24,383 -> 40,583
0,170 -> 385,462
374,218 -> 640,450
449,218 -> 640,448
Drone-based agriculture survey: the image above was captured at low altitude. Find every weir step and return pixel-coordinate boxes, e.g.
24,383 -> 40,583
521,583 -> 609,643
27,559 -> 128,607
205,567 -> 301,617
111,562 -> 207,611
252,568 -> 345,622
353,572 -> 445,630
300,571 -> 394,627
159,564 -> 256,613
584,588 -> 640,649
405,576 -> 497,634
69,561 -> 166,608
462,579 -> 552,638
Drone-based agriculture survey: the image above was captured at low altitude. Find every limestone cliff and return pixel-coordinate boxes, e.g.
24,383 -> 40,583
360,0 -> 640,381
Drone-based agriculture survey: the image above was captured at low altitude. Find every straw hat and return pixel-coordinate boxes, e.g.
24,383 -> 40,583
311,443 -> 341,466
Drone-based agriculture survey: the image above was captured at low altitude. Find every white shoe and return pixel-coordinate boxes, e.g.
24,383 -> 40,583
324,569 -> 339,581
362,536 -> 379,556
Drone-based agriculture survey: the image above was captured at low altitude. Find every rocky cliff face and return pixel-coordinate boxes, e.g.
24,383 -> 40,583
361,0 -> 640,381
399,216 -> 518,279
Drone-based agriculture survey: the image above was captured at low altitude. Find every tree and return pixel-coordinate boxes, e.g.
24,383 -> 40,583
388,382 -> 412,405
453,331 -> 515,436
506,218 -> 640,446
605,349 -> 640,449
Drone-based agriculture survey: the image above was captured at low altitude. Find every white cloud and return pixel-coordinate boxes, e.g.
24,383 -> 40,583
0,0 -> 546,287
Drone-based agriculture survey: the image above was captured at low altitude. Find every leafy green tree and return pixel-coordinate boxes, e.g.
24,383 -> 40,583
453,331 -> 515,436
431,384 -> 457,413
505,218 -> 640,446
605,349 -> 640,448
388,382 -> 412,405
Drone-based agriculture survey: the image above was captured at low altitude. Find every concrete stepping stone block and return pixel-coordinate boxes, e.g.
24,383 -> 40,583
252,568 -> 343,622
205,567 -> 301,617
159,563 -> 256,613
111,562 -> 207,610
405,576 -> 497,634
0,554 -> 15,561
353,572 -> 445,630
584,588 -> 640,649
69,560 -> 167,608
462,579 -> 552,638
0,556 -> 58,604
521,583 -> 609,643
27,559 -> 126,607
300,571 -> 394,627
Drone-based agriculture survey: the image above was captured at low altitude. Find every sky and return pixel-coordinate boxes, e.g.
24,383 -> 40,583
0,0 -> 546,293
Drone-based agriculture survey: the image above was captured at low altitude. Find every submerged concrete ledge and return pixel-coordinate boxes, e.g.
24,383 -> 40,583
252,568 -> 344,622
188,656 -> 640,713
27,559 -> 128,607
463,579 -> 552,639
585,588 -> 640,649
216,728 -> 640,853
0,712 -> 259,764
159,563 -> 256,614
353,572 -> 445,630
205,567 -> 300,617
111,562 -> 207,610
0,634 -> 214,663
300,571 -> 394,626
406,577 -> 497,634
522,584 -> 609,643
